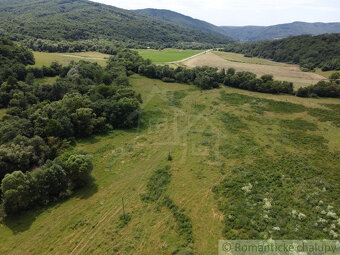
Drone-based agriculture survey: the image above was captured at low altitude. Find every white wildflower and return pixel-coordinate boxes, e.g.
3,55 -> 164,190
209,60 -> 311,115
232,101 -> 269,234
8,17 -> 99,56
298,213 -> 306,221
321,210 -> 327,215
329,230 -> 338,239
263,198 -> 272,209
330,224 -> 336,230
328,205 -> 334,210
241,183 -> 253,194
291,210 -> 298,218
319,200 -> 324,205
273,227 -> 280,231
318,218 -> 327,224
327,211 -> 337,219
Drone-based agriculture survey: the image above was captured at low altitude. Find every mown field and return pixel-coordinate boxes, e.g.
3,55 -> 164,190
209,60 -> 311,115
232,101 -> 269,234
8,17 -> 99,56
31,51 -> 111,67
0,73 -> 339,254
136,49 -> 204,63
182,51 -> 327,89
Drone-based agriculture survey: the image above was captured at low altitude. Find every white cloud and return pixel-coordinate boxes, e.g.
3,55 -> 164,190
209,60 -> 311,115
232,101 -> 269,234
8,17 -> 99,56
92,0 -> 340,26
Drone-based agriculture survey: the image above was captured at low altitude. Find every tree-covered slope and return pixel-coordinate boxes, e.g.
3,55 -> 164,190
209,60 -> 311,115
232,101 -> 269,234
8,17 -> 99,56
0,0 -> 231,45
221,22 -> 340,41
134,8 -> 229,37
221,34 -> 340,71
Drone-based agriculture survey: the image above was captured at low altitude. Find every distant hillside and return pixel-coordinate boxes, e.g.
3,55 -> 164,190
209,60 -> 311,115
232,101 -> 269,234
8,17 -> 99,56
221,33 -> 340,71
134,8 -> 229,37
0,0 -> 232,46
221,22 -> 340,41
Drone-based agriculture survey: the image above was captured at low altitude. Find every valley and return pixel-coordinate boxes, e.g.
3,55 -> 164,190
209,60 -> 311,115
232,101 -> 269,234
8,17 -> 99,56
0,72 -> 339,254
0,1 -> 339,254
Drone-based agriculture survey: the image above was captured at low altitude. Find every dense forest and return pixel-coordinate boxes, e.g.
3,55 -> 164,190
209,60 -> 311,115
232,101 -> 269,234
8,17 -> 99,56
134,9 -> 229,37
220,22 -> 340,41
0,39 -> 142,214
221,34 -> 340,71
0,37 -> 35,84
0,0 -> 231,49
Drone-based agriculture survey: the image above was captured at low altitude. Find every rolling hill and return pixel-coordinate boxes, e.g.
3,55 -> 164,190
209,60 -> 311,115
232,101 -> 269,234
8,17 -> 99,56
0,0 -> 232,45
134,8 -> 229,37
221,21 -> 340,41
221,33 -> 340,71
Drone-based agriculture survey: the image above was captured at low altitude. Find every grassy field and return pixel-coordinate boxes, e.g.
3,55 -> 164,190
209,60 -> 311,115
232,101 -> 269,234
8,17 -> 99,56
182,51 -> 327,89
136,49 -> 205,63
0,74 -> 339,254
31,51 -> 111,67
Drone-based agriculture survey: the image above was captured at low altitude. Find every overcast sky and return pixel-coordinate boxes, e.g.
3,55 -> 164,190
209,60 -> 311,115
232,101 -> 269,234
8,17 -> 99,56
92,0 -> 340,26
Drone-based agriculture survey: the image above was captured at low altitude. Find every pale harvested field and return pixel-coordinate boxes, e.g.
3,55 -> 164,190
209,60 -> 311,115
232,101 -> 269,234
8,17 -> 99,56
182,51 -> 326,88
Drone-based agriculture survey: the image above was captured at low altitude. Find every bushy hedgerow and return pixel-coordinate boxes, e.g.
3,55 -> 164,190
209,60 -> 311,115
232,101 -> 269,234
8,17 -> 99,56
297,80 -> 340,98
1,152 -> 93,214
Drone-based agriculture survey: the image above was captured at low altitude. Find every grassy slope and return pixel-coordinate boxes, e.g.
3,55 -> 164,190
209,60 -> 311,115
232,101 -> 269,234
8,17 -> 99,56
182,51 -> 326,89
31,52 -> 110,67
0,74 -> 339,254
136,49 -> 204,63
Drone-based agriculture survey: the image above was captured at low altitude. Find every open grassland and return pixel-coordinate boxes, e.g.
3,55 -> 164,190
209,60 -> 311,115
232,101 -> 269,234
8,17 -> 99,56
136,49 -> 205,63
31,51 -> 111,67
0,75 -> 339,254
182,51 -> 326,89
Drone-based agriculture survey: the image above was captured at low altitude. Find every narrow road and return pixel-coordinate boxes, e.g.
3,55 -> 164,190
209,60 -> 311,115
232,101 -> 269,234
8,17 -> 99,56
167,49 -> 212,64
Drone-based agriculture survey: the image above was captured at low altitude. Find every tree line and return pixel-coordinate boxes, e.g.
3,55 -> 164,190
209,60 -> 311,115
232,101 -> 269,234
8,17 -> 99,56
0,37 -> 35,85
19,38 -> 224,53
0,41 -> 142,215
221,34 -> 340,71
109,48 -> 340,97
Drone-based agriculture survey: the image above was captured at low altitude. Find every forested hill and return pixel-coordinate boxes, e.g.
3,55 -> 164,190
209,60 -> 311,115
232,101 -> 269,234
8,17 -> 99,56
134,9 -> 229,37
221,22 -> 340,41
221,33 -> 340,71
0,0 -> 232,46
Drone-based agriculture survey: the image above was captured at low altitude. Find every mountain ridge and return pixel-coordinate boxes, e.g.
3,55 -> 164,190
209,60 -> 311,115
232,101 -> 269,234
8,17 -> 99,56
221,21 -> 340,41
0,0 -> 232,46
134,8 -> 229,37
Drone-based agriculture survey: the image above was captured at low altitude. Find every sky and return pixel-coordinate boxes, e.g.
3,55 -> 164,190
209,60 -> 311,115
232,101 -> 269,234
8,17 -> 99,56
92,0 -> 340,26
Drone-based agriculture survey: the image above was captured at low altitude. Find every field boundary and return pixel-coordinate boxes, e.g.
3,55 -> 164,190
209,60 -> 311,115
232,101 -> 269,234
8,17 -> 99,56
167,49 -> 212,64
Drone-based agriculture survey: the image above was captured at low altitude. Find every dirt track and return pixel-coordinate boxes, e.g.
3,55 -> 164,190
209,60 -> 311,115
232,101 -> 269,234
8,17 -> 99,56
182,51 -> 326,88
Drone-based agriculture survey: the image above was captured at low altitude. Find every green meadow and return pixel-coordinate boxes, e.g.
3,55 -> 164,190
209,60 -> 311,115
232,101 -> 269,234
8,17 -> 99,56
0,73 -> 339,254
136,49 -> 205,63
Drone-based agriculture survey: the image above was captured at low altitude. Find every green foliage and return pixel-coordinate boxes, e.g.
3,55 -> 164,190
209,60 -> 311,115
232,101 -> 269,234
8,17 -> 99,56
213,154 -> 339,239
222,34 -> 340,71
168,153 -> 173,161
220,112 -> 248,132
0,37 -> 34,84
0,40 -> 143,215
141,166 -> 172,203
118,213 -> 132,229
167,91 -> 187,107
297,80 -> 340,98
307,107 -> 340,127
221,22 -> 340,41
0,0 -> 231,48
134,9 -> 229,38
1,152 -> 93,214
141,165 -> 194,250
280,118 -> 318,131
